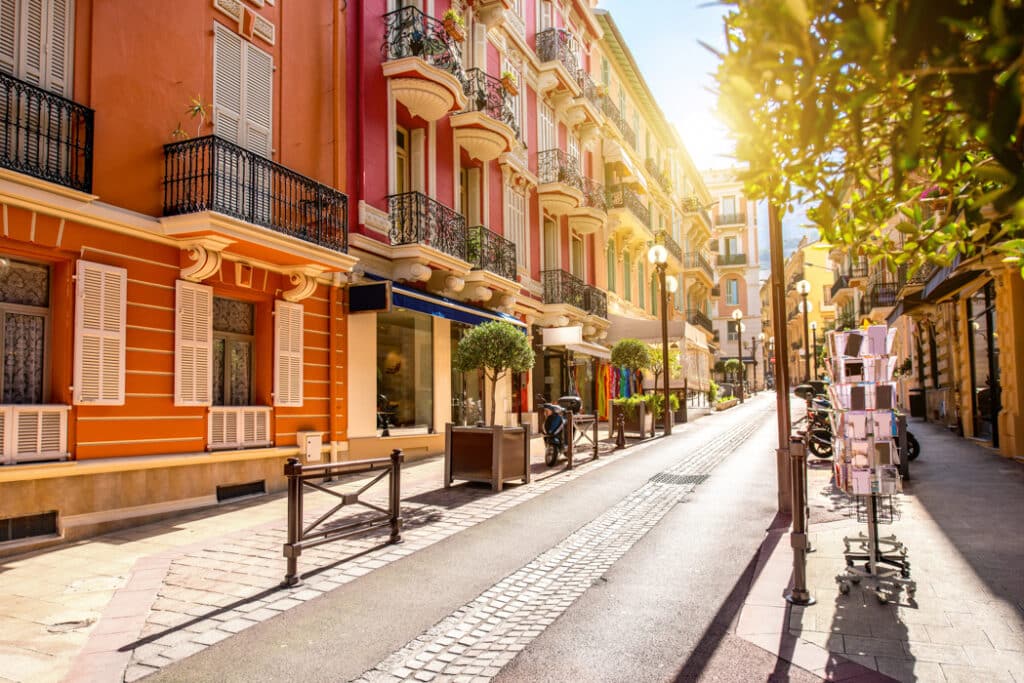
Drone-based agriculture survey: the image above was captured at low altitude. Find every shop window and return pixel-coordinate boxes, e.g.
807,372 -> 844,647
451,322 -> 484,426
377,310 -> 433,432
0,259 -> 50,404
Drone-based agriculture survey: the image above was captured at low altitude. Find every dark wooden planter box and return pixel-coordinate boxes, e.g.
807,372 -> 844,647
610,402 -> 651,439
444,423 -> 531,492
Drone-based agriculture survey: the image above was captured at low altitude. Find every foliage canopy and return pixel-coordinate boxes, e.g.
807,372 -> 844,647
610,338 -> 650,372
712,0 -> 1024,278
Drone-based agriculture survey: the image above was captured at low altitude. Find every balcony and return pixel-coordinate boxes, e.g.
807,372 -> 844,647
716,212 -> 746,226
686,309 -> 713,334
386,191 -> 467,261
718,253 -> 747,267
0,72 -> 94,193
542,268 -> 586,310
381,6 -> 466,121
848,260 -> 868,281
655,230 -> 682,263
867,281 -> 898,313
536,28 -> 582,98
572,70 -> 604,131
897,262 -> 938,293
452,68 -> 518,162
163,135 -> 348,252
645,158 -> 672,194
600,96 -> 637,150
683,251 -> 715,284
607,183 -> 651,239
537,149 -> 583,215
584,286 -> 608,320
830,274 -> 851,302
466,225 -> 516,281
568,176 -> 607,235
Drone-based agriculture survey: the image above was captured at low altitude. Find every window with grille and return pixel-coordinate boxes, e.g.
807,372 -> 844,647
213,297 -> 254,406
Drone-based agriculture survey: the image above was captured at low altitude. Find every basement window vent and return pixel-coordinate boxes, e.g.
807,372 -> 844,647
1,511 -> 58,543
216,480 -> 267,503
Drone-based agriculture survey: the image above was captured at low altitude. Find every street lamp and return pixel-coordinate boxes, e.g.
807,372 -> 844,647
809,321 -> 819,380
767,336 -> 775,390
648,244 -> 673,436
755,332 -> 766,391
731,308 -> 744,403
796,279 -> 812,384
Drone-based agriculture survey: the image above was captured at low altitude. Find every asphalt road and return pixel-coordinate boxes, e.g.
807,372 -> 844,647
150,394 -> 815,682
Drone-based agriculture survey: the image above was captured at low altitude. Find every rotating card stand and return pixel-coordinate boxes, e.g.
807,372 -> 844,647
829,327 -> 917,603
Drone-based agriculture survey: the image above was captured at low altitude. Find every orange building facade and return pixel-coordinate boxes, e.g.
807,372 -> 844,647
0,0 -> 355,553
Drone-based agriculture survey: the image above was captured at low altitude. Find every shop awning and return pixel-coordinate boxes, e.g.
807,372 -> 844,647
353,278 -> 527,329
566,341 -> 611,360
604,142 -> 648,193
605,313 -> 686,343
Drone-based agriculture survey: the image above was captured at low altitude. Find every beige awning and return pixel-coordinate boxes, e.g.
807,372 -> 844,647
566,341 -> 611,360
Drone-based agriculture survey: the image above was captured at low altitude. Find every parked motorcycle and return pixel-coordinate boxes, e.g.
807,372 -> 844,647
794,385 -> 920,461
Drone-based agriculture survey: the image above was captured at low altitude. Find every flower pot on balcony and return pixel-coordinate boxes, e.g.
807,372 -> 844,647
444,423 -> 531,492
500,76 -> 519,96
444,19 -> 465,42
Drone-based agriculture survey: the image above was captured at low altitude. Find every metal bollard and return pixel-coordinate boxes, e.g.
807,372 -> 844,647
615,411 -> 626,450
566,412 -> 575,470
282,457 -> 304,587
389,449 -> 403,544
593,411 -> 599,460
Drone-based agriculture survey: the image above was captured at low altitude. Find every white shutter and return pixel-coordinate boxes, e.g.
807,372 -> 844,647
174,280 -> 213,407
0,0 -> 16,74
472,20 -> 487,71
73,260 -> 127,405
45,0 -> 71,96
17,0 -> 43,86
213,23 -> 243,144
273,300 -> 303,407
242,40 -> 272,156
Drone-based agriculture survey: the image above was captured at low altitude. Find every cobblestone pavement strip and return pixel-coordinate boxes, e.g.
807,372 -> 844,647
65,407 -> 730,681
352,404 -> 774,683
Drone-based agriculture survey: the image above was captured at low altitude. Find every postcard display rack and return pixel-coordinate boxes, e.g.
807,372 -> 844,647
827,325 -> 916,602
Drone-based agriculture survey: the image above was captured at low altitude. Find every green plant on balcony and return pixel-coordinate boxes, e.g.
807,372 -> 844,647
170,94 -> 209,140
500,70 -> 519,96
442,9 -> 466,42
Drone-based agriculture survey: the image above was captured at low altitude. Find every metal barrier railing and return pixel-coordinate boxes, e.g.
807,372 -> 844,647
282,449 -> 403,586
565,412 -> 599,469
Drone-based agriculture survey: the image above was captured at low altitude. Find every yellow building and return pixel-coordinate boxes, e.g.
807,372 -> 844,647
784,237 -> 835,384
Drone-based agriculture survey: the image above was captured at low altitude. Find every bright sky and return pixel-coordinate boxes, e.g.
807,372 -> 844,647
595,0 -> 733,171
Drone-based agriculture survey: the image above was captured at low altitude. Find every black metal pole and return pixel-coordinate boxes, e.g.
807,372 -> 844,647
389,449 -> 403,544
801,293 -> 811,383
282,457 -> 303,587
737,324 -> 744,403
812,326 -> 819,380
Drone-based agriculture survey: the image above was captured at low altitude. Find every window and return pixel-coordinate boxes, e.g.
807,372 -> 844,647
502,58 -> 524,140
377,310 -> 433,431
213,23 -> 273,156
543,217 -> 559,270
505,185 -> 526,269
571,233 -> 584,279
568,134 -> 580,167
720,196 -> 736,216
539,0 -> 553,31
539,102 -> 556,152
623,256 -> 632,301
601,58 -> 610,86
606,242 -> 616,292
0,0 -> 73,97
213,297 -> 254,406
0,259 -> 49,404
726,279 -> 739,306
725,236 -> 738,256
727,320 -> 741,341
638,261 -> 645,308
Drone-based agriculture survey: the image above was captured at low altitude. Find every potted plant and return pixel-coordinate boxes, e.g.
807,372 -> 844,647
442,8 -> 466,42
446,321 -> 535,491
500,70 -> 519,96
609,338 -> 652,438
611,395 -> 651,438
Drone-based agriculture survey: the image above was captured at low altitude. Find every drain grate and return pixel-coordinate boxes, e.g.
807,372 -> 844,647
649,473 -> 709,486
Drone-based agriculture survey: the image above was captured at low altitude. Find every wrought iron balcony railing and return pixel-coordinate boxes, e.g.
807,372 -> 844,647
536,28 -> 581,79
461,68 -> 520,139
716,212 -> 746,225
0,71 -> 94,193
718,253 -> 747,266
538,148 -> 582,189
645,158 -> 672,193
542,268 -> 586,310
896,262 -> 937,291
584,285 -> 608,319
830,274 -> 850,300
576,70 -> 603,111
386,191 -> 467,260
686,309 -> 713,334
684,252 -> 715,280
579,176 -> 607,211
867,282 -> 898,310
848,260 -> 868,279
656,230 -> 682,262
467,225 -> 516,281
599,96 -> 637,149
606,183 -> 650,227
163,135 -> 348,251
382,6 -> 463,81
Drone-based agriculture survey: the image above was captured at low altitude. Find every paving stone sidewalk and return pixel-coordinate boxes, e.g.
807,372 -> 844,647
735,418 -> 1024,682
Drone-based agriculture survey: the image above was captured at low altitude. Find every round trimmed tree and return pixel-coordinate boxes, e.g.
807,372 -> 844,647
453,321 -> 535,426
610,338 -> 649,373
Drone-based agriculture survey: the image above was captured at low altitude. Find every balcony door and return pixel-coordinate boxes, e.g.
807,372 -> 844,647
543,217 -> 559,271
570,232 -> 584,281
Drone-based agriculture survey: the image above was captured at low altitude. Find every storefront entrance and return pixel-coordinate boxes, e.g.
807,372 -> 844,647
450,321 -> 484,426
966,281 -> 1000,447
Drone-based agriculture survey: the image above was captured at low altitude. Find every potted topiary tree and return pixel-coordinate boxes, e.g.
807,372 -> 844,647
609,338 -> 653,438
446,321 -> 535,491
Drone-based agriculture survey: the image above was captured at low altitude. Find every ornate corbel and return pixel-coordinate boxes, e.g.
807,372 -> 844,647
283,267 -> 326,302
180,241 -> 226,282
